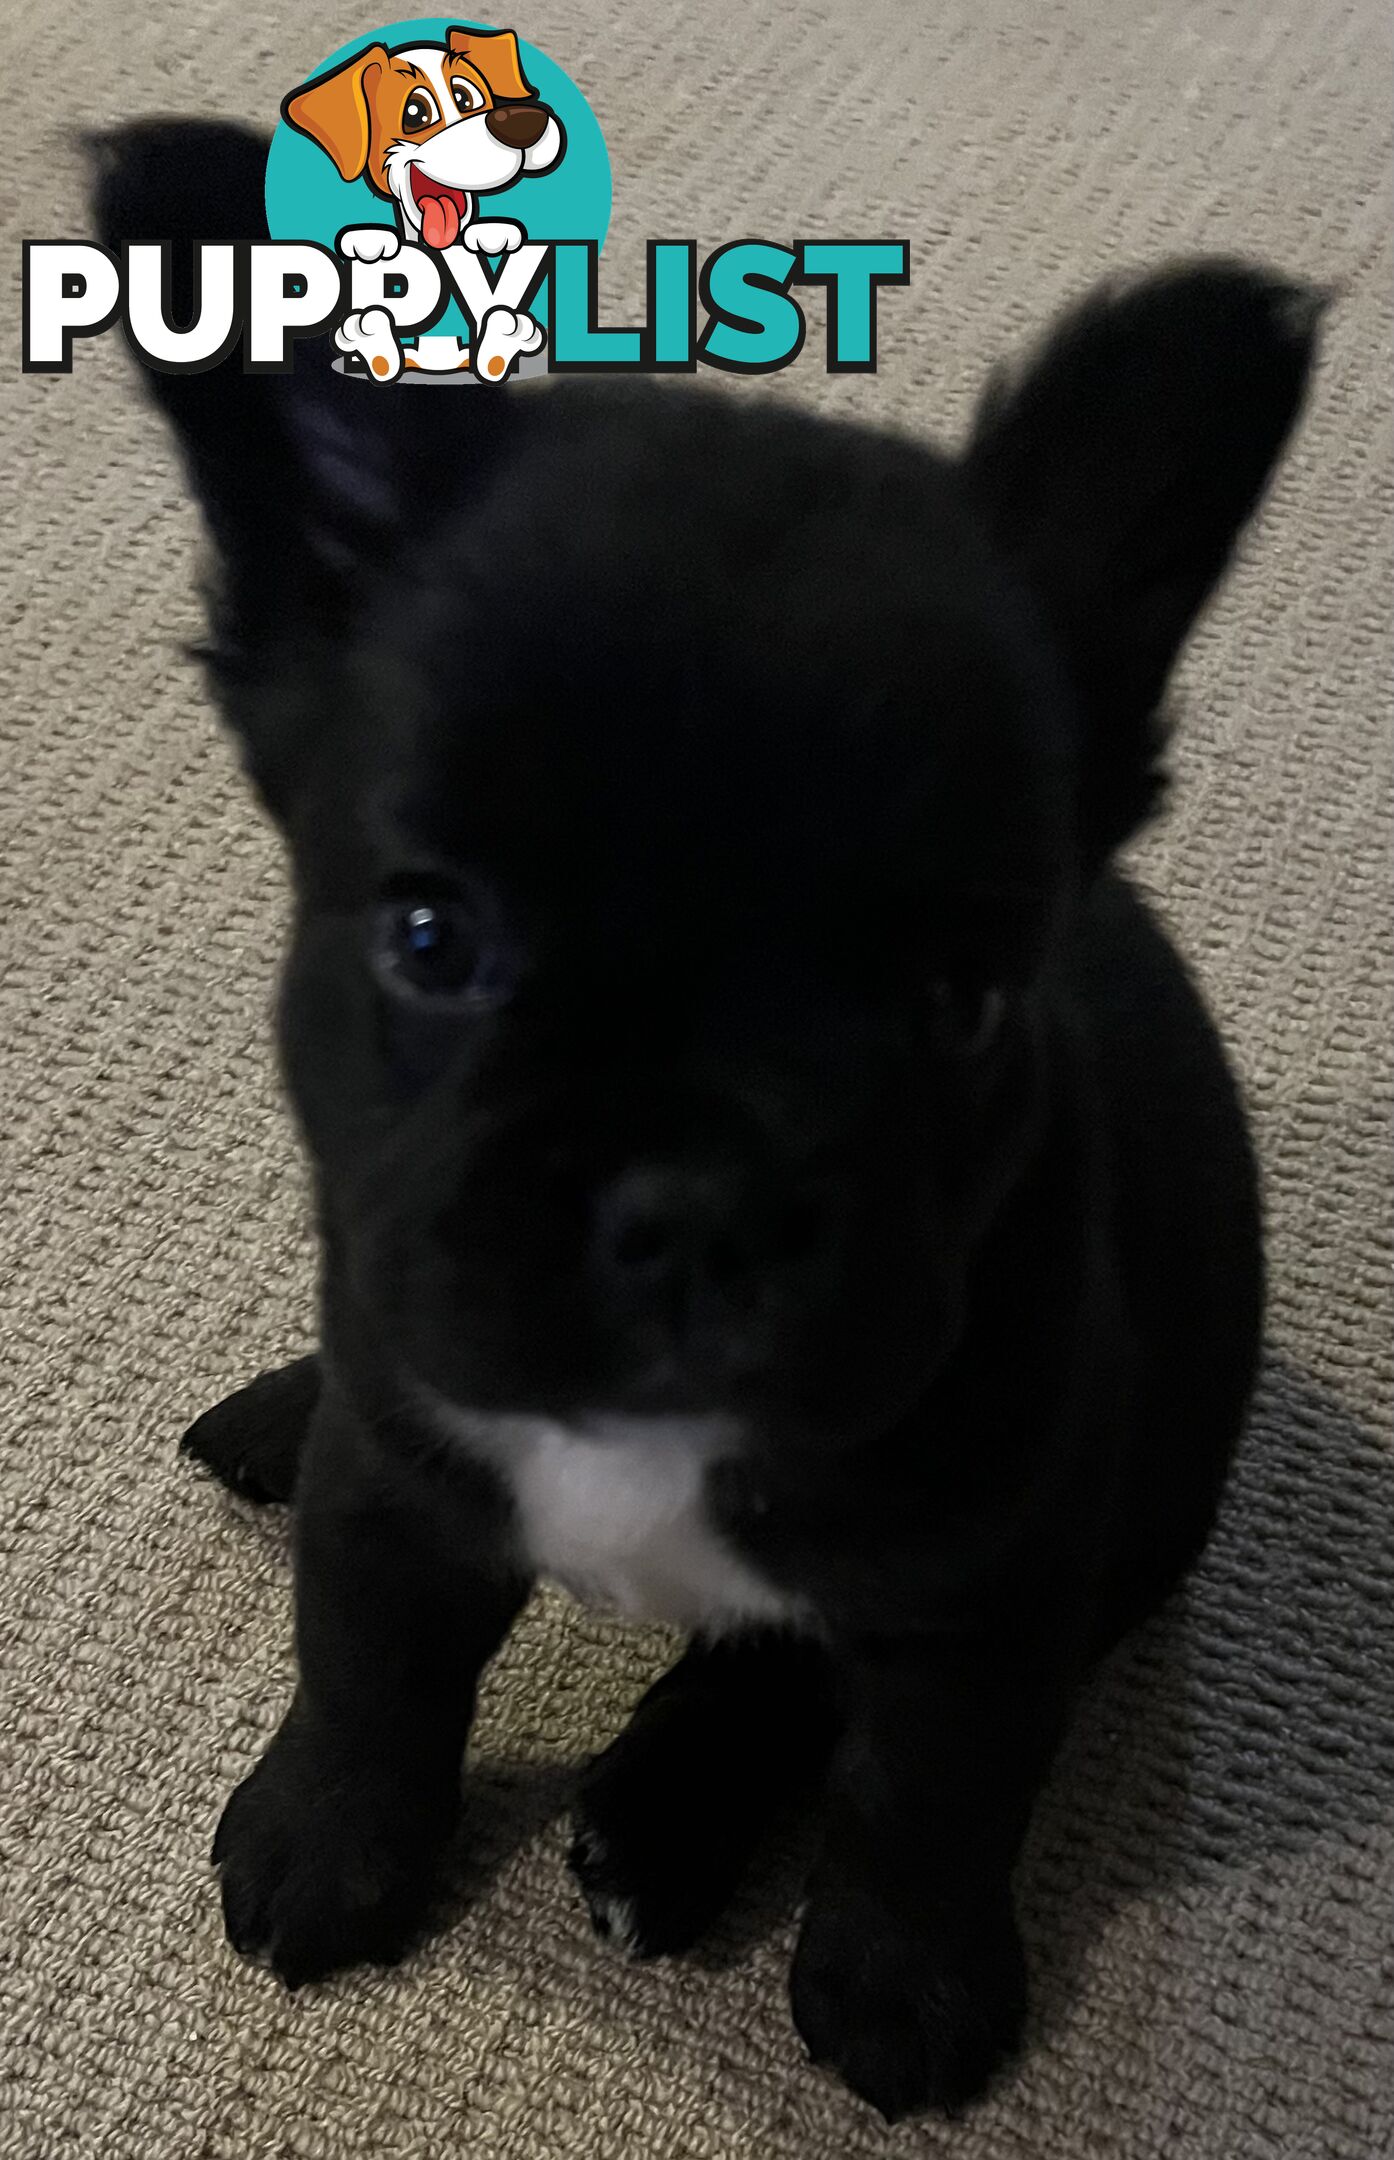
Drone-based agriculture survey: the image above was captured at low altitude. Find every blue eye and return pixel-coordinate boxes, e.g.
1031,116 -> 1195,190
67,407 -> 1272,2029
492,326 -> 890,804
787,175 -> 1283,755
373,885 -> 515,1008
403,906 -> 452,962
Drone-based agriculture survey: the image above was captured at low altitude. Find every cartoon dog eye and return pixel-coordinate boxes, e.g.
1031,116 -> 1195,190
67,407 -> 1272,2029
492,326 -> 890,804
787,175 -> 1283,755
449,76 -> 486,116
401,89 -> 440,133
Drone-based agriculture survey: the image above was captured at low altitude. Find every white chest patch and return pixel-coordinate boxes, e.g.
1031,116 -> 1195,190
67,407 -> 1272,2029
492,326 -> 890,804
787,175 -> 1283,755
423,1397 -> 805,1633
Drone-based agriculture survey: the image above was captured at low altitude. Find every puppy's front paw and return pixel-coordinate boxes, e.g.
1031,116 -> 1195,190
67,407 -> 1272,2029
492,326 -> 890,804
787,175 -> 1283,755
568,1794 -> 742,1960
790,1884 -> 1026,2121
213,1725 -> 451,1988
569,1721 -> 768,1958
180,1357 -> 319,1504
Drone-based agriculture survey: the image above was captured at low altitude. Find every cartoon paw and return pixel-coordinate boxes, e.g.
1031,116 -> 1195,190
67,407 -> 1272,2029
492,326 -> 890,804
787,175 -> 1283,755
472,306 -> 545,383
338,226 -> 401,264
460,219 -> 525,257
335,307 -> 403,382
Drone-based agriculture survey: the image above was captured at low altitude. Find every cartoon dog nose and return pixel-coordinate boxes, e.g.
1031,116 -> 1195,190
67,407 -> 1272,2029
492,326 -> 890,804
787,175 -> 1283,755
485,102 -> 551,151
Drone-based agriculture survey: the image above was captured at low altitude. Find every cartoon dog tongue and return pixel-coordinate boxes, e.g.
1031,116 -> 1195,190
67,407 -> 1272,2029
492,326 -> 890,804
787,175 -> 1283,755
419,192 -> 461,250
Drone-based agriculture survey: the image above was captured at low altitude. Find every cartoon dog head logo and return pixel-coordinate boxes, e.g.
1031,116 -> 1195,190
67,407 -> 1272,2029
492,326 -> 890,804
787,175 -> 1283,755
280,23 -> 569,381
26,27 -> 909,390
283,25 -> 564,251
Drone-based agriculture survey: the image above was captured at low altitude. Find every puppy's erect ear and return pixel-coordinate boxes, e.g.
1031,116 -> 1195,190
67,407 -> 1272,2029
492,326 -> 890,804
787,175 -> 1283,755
90,120 -> 408,558
448,26 -> 537,103
283,44 -> 388,182
90,120 -> 511,812
965,260 -> 1323,857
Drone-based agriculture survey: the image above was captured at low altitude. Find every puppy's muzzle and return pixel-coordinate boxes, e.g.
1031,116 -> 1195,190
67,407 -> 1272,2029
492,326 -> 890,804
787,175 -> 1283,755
591,1161 -> 834,1329
485,102 -> 552,151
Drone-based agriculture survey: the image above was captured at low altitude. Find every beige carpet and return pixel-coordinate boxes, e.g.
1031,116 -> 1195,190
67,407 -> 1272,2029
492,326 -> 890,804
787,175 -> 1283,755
2,3 -> 1391,2155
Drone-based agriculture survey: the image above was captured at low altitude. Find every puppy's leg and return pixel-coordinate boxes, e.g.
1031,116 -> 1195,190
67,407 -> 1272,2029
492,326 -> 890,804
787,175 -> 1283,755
790,1632 -> 1080,2121
569,1630 -> 837,1957
213,1377 -> 529,1986
180,1355 -> 321,1504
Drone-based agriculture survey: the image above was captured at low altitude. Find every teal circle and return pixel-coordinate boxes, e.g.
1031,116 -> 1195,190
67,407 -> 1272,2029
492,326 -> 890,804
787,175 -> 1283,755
264,18 -> 611,338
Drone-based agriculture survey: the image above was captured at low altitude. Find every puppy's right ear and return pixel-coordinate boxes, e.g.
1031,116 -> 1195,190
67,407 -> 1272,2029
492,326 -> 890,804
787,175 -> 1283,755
91,120 -> 413,564
90,120 -> 508,809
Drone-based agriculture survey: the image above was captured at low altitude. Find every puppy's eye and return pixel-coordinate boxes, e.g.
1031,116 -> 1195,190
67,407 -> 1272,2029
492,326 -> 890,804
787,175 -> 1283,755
449,76 -> 484,115
372,887 -> 515,1010
927,981 -> 1005,1057
402,90 -> 440,133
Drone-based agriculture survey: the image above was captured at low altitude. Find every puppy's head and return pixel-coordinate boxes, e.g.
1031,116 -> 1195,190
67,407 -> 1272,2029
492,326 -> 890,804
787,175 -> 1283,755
284,27 -> 560,244
95,125 -> 1320,1442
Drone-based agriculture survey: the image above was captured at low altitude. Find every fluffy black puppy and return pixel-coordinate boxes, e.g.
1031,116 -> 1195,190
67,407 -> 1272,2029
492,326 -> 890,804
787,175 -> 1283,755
97,121 -> 1319,2120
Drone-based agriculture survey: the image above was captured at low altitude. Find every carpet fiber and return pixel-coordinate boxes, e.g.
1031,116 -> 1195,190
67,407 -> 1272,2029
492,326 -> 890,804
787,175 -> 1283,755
1,4 -> 1390,2155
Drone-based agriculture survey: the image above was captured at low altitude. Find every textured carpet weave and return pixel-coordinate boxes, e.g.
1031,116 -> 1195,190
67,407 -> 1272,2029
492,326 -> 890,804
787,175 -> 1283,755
1,4 -> 1390,2156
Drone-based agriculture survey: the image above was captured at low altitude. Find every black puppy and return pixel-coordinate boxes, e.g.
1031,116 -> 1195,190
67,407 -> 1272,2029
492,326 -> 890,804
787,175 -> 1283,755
96,121 -> 1319,2121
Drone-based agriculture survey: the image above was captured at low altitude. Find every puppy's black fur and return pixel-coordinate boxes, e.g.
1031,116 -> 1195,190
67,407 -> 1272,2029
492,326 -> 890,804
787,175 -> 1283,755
98,122 -> 1319,2119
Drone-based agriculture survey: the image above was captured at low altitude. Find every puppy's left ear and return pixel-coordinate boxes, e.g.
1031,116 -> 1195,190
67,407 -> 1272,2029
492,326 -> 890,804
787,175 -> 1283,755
965,260 -> 1324,857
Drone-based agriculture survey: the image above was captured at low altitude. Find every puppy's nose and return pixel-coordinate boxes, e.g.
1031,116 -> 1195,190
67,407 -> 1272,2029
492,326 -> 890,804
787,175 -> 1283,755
485,102 -> 550,150
592,1164 -> 827,1315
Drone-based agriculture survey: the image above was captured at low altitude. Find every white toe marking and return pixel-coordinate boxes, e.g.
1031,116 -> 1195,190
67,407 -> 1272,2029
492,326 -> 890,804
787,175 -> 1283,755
592,1891 -> 641,1957
573,1824 -> 607,1873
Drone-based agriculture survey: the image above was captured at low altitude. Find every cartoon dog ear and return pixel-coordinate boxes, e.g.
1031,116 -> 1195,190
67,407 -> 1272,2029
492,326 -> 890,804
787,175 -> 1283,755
965,259 -> 1323,859
283,43 -> 389,182
447,25 -> 537,102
